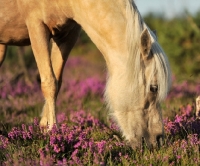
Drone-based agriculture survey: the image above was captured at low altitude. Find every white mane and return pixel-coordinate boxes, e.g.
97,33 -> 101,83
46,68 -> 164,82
125,0 -> 171,103
148,27 -> 172,101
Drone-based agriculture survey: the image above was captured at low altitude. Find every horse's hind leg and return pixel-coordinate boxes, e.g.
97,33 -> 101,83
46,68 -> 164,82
0,44 -> 7,67
52,24 -> 81,93
17,47 -> 32,85
40,21 -> 81,126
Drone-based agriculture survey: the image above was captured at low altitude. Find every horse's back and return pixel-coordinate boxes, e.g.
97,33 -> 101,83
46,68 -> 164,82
0,0 -> 75,46
0,0 -> 30,45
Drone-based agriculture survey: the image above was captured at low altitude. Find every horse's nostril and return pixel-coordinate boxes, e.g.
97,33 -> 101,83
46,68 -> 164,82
156,135 -> 164,147
150,85 -> 158,93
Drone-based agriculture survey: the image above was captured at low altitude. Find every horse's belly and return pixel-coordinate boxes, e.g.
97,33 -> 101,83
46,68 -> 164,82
0,22 -> 30,46
0,1 -> 30,46
0,28 -> 30,46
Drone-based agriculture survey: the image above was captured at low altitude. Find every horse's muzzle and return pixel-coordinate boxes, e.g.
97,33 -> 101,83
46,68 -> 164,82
156,134 -> 164,148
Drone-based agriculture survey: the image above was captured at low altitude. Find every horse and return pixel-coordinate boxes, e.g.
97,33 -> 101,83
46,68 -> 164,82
0,0 -> 171,148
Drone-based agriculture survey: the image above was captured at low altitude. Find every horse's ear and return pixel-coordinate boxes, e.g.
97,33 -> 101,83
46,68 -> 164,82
140,29 -> 152,59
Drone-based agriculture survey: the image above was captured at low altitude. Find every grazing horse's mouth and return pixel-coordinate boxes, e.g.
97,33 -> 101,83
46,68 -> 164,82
143,135 -> 164,149
156,134 -> 164,148
126,131 -> 164,149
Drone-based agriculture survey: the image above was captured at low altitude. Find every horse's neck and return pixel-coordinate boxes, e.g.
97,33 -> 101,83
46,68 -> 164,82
70,0 -> 129,72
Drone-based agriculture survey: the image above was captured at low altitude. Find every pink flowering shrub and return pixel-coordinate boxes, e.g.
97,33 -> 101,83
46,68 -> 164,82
0,56 -> 200,165
1,104 -> 200,165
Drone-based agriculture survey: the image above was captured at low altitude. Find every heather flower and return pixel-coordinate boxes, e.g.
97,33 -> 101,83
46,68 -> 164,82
96,140 -> 106,153
180,139 -> 188,151
0,135 -> 9,149
57,113 -> 66,124
71,149 -> 81,165
50,135 -> 56,146
188,134 -> 199,146
53,144 -> 61,153
89,140 -> 95,153
34,118 -> 39,126
176,155 -> 181,159
8,127 -> 21,139
39,149 -> 45,159
74,141 -> 82,148
1,57 -> 200,166
60,123 -> 67,134
182,104 -> 192,116
67,131 -> 75,143
174,115 -> 183,123
56,134 -> 63,142
28,125 -> 33,134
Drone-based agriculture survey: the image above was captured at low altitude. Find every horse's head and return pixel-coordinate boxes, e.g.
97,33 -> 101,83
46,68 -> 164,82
99,0 -> 171,149
125,28 -> 171,149
139,28 -> 164,148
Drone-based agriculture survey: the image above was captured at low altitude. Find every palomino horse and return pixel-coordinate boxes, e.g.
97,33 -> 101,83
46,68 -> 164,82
0,0 -> 171,148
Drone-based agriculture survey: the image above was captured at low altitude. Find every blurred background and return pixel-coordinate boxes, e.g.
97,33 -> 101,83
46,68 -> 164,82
135,0 -> 200,19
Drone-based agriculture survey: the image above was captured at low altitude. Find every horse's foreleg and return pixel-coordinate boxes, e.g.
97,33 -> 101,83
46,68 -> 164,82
26,21 -> 57,130
0,44 -> 7,67
40,22 -> 81,128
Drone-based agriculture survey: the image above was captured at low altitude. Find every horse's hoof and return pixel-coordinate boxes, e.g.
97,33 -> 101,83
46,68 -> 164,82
40,117 -> 48,133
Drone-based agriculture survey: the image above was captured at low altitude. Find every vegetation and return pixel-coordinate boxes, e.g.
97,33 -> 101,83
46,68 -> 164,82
0,11 -> 200,165
144,11 -> 200,80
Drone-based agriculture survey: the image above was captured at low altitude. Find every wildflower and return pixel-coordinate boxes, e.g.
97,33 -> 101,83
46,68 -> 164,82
39,149 -> 45,159
71,149 -> 78,158
50,135 -> 56,145
22,124 -> 26,131
74,141 -> 82,148
175,115 -> 183,124
96,140 -> 106,153
184,104 -> 192,116
28,125 -> 33,134
188,134 -> 199,146
176,155 -> 181,159
33,118 -> 39,126
164,119 -> 175,134
57,113 -> 66,124
180,139 -> 188,152
8,127 -> 20,139
53,144 -> 61,153
0,135 -> 9,149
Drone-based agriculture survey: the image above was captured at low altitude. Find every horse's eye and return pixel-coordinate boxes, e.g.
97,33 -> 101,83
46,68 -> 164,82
150,85 -> 158,93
